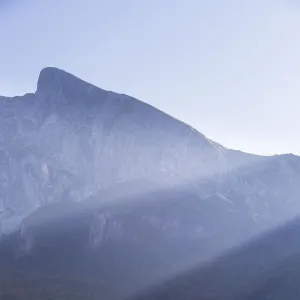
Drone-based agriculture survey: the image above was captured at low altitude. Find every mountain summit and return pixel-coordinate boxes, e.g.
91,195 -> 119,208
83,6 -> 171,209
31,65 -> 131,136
36,67 -> 106,97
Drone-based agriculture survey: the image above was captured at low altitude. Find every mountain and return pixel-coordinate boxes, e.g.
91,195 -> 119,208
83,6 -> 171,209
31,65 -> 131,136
0,67 -> 254,234
1,67 -> 300,300
134,217 -> 300,300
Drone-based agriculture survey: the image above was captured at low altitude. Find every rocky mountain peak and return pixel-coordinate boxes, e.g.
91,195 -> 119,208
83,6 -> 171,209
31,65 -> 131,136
36,67 -> 107,100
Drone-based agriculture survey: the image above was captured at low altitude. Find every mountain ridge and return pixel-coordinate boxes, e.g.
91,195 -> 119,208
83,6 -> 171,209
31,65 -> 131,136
2,67 -> 296,157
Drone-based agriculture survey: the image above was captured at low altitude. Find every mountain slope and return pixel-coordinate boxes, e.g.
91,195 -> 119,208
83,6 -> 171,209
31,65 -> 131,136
134,217 -> 300,300
0,184 -> 248,300
1,158 -> 300,300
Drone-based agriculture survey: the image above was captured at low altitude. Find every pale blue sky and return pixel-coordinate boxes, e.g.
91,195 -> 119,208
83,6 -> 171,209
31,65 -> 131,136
1,0 -> 299,155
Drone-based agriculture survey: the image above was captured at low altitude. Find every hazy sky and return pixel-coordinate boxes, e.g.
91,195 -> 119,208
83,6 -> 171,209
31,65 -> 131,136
1,0 -> 299,155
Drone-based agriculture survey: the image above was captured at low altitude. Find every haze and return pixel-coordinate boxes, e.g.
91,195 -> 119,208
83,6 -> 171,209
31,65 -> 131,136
1,0 -> 299,155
